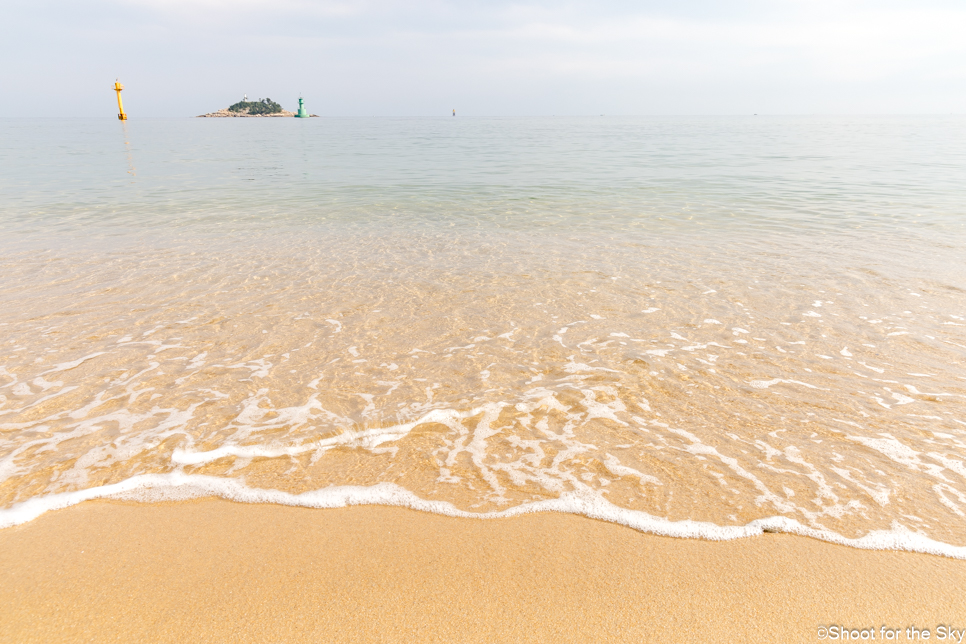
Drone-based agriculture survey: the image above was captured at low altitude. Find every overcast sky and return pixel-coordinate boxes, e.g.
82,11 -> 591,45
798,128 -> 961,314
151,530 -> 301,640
3,0 -> 965,116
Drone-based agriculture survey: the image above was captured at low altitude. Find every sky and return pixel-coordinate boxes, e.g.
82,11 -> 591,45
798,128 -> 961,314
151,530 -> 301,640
2,0 -> 965,116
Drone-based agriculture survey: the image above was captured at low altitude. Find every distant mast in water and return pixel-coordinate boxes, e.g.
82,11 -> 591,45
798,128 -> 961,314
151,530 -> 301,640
114,80 -> 127,121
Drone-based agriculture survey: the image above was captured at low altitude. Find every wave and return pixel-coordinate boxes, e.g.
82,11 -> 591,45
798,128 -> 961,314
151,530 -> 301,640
2,473 -> 964,560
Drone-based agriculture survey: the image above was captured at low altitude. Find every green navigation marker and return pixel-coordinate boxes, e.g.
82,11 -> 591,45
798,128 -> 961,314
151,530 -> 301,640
296,97 -> 309,118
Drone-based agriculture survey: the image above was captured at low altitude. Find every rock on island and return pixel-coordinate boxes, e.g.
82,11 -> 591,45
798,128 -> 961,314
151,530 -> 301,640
197,97 -> 317,117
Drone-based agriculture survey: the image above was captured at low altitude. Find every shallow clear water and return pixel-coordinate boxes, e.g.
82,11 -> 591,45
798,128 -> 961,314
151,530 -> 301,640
2,116 -> 966,554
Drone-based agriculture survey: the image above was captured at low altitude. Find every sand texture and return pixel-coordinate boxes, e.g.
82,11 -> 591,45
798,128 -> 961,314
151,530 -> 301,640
1,500 -> 965,643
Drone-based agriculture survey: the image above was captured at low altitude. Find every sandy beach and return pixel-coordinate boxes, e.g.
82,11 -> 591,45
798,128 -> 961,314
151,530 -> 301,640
4,117 -> 966,643
2,499 -> 964,643
5,0 -> 966,635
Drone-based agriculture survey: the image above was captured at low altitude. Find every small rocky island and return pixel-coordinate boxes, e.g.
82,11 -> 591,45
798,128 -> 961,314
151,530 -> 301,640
198,97 -> 317,117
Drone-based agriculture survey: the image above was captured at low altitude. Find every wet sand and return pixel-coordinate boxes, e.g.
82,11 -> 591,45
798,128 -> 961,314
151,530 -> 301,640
2,500 -> 965,643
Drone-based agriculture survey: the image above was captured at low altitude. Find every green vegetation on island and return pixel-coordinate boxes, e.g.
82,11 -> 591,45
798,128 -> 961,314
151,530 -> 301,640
228,98 -> 283,115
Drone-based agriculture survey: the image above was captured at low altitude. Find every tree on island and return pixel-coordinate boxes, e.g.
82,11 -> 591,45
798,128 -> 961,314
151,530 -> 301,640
228,98 -> 283,115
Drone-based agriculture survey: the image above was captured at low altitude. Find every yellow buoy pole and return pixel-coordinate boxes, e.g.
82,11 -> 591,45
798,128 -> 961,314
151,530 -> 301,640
114,80 -> 127,120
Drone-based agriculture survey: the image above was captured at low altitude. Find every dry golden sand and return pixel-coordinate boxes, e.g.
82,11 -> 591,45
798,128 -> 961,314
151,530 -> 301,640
1,500 -> 964,643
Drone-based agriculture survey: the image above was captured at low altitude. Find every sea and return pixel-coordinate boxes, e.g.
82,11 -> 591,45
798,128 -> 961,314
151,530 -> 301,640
1,115 -> 965,557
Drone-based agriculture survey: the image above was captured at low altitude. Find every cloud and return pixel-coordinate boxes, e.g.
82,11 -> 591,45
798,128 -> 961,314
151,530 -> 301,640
2,0 -> 965,115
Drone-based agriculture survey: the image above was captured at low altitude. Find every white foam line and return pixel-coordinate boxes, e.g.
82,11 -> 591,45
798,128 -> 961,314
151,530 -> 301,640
1,474 -> 964,559
172,408 -> 463,465
749,378 -> 822,390
39,352 -> 106,375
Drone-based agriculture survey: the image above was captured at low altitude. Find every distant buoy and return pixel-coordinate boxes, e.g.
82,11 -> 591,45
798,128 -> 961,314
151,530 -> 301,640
452,108 -> 455,116
114,80 -> 127,121
296,97 -> 309,118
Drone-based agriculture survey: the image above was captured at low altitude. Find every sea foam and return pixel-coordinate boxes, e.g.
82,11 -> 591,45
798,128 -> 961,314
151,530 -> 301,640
1,473 -> 965,560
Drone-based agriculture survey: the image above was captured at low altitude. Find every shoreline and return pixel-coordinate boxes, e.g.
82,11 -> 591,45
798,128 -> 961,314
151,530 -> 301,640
3,474 -> 965,560
2,499 -> 965,643
196,108 -> 319,117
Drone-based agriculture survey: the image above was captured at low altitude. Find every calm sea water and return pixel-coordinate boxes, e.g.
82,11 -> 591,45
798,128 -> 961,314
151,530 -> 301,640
2,116 -> 966,555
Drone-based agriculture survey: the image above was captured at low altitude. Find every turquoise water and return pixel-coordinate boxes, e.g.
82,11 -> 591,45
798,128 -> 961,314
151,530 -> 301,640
2,116 -> 966,555
4,116 -> 965,241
